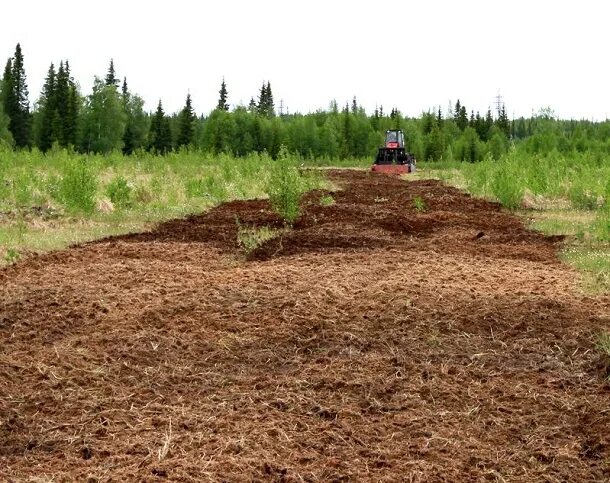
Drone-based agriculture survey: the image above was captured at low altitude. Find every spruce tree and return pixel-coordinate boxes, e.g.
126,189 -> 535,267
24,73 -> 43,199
258,81 -> 274,117
55,61 -> 71,145
121,77 -> 129,105
105,59 -> 118,87
177,93 -> 196,147
148,100 -> 172,153
265,81 -> 274,117
217,78 -> 229,111
351,96 -> 358,114
4,44 -> 31,147
38,63 -> 59,151
248,97 -> 257,113
257,82 -> 270,116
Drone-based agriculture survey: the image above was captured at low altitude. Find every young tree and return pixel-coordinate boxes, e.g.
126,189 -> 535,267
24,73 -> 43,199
217,78 -> 229,111
148,100 -> 172,153
176,93 -> 196,147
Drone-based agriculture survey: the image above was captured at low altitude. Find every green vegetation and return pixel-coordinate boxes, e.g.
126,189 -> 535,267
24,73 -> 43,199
596,332 -> 610,366
411,196 -> 427,213
0,147 -> 327,264
265,146 -> 313,225
236,220 -> 282,255
319,195 -> 335,207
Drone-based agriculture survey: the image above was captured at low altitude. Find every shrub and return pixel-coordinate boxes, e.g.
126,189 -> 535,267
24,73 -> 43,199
266,146 -> 306,225
490,166 -> 523,209
106,176 -> 132,208
57,160 -> 98,213
569,181 -> 599,211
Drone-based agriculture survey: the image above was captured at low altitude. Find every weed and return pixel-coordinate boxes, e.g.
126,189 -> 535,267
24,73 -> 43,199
4,247 -> 21,264
412,196 -> 427,212
374,197 -> 388,203
236,218 -> 282,254
319,195 -> 335,207
596,332 -> 610,363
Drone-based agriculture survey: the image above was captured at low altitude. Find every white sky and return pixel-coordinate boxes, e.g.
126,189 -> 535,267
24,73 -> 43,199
2,0 -> 609,119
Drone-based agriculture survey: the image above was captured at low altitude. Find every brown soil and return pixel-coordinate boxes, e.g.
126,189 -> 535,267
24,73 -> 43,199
1,170 -> 609,482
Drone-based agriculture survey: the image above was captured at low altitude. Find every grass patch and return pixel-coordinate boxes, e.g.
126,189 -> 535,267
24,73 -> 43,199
412,196 -> 427,213
562,245 -> 610,293
319,195 -> 335,207
597,332 -> 610,359
236,220 -> 283,254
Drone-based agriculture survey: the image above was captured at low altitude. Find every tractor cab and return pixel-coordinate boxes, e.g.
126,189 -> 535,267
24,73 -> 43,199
385,130 -> 404,149
372,129 -> 415,174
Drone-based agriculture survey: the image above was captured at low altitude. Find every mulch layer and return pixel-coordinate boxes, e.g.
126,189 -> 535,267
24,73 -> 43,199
1,170 -> 609,481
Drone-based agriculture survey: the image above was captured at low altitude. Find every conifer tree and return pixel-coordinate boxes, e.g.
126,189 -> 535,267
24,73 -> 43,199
496,104 -> 510,137
455,100 -> 468,131
257,81 -> 275,117
266,82 -> 274,116
37,63 -> 59,151
121,77 -> 129,105
217,78 -> 229,111
177,93 -> 196,147
351,96 -> 358,114
148,100 -> 172,153
3,44 -> 31,147
248,97 -> 257,113
105,59 -> 118,87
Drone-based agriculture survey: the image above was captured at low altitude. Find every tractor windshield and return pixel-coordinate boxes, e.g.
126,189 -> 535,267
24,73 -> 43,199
386,131 -> 397,143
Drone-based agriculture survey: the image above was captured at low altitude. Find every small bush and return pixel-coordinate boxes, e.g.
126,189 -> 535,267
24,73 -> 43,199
58,160 -> 98,213
569,182 -> 599,211
490,168 -> 523,209
106,176 -> 132,208
266,146 -> 306,225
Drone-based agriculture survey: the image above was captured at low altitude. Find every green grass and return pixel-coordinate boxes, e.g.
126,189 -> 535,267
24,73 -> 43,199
597,332 -> 610,360
319,195 -> 335,207
236,222 -> 283,255
0,147 -> 329,265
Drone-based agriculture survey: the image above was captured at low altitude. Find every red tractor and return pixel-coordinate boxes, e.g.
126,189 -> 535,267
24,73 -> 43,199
371,129 -> 416,174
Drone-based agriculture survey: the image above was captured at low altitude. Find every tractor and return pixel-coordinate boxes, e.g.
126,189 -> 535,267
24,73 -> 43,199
371,129 -> 416,174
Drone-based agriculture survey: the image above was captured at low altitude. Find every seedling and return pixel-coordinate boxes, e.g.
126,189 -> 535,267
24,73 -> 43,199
412,196 -> 427,212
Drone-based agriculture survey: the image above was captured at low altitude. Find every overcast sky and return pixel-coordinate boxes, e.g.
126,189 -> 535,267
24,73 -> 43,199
2,0 -> 609,119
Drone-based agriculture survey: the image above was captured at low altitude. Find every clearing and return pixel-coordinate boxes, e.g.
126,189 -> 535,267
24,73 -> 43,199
1,170 -> 609,481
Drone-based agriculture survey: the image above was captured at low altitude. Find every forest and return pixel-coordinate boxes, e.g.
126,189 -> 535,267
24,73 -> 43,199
2,44 -> 610,162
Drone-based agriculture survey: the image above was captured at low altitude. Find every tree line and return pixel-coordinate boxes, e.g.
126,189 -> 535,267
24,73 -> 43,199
1,44 -> 609,161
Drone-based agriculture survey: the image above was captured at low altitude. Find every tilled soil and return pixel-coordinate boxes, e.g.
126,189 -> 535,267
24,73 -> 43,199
1,170 -> 609,482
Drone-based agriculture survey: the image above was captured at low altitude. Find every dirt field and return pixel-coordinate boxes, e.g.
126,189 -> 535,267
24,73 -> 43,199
1,170 -> 609,481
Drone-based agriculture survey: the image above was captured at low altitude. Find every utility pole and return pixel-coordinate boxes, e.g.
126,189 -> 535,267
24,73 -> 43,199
494,89 -> 504,119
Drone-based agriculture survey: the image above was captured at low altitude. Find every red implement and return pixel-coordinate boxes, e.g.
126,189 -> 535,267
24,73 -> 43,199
371,164 -> 410,175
